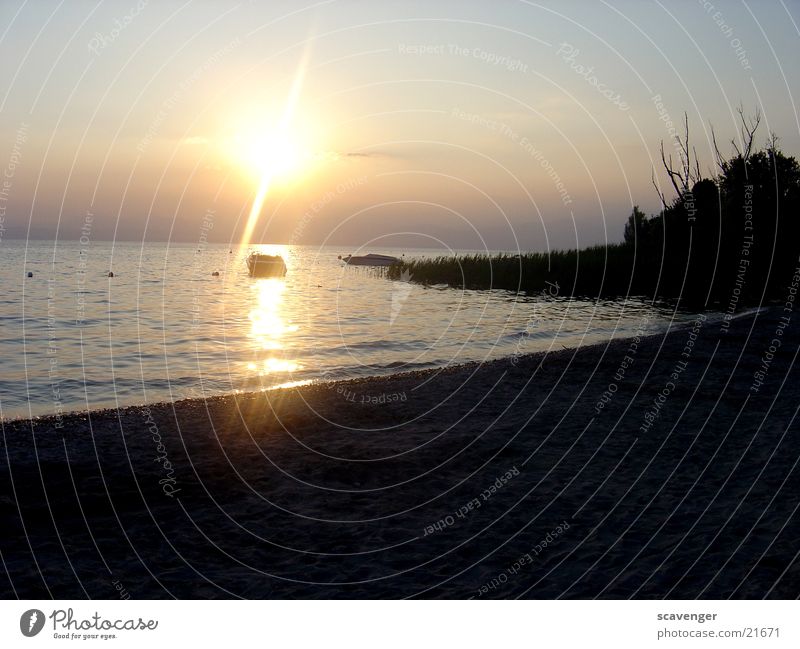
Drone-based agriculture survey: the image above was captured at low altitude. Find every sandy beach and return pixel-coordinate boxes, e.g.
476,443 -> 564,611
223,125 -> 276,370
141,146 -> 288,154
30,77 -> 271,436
1,306 -> 798,599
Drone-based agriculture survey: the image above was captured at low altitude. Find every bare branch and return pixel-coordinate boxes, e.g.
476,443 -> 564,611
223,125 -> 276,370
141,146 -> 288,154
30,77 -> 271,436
693,146 -> 702,184
767,131 -> 779,153
658,113 -> 708,199
682,113 -> 691,184
730,137 -> 743,159
652,168 -> 668,209
660,141 -> 684,198
711,125 -> 727,173
737,105 -> 761,160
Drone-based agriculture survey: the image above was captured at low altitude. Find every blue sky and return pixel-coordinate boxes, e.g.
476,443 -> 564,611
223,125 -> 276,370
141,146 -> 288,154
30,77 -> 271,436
1,0 -> 798,250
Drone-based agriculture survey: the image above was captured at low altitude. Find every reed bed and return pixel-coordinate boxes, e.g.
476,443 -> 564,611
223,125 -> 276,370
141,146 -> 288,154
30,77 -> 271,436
387,244 -> 642,297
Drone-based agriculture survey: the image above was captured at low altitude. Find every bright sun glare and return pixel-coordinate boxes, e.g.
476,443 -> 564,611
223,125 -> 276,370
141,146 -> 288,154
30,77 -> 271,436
235,127 -> 310,182
239,50 -> 312,248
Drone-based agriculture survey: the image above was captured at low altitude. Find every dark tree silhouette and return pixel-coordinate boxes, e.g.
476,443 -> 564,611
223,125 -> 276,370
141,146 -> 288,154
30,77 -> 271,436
624,206 -> 648,246
635,110 -> 800,306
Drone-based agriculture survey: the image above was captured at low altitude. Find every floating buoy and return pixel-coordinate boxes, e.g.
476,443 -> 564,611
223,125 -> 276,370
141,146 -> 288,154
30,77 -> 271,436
108,271 -> 114,277
27,271 -> 33,278
211,271 -> 220,276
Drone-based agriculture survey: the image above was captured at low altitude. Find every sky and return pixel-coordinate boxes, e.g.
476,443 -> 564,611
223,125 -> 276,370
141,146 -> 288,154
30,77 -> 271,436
0,0 -> 798,251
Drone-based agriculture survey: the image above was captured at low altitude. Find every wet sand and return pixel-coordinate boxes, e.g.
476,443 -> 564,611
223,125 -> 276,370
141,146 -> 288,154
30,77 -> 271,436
1,306 -> 799,598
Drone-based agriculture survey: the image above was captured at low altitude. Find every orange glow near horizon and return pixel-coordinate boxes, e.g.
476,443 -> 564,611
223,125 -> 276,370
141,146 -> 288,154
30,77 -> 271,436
240,52 -> 312,248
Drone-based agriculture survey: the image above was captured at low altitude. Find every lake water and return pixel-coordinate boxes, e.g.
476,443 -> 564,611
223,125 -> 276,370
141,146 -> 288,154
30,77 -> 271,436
1,240 -> 695,420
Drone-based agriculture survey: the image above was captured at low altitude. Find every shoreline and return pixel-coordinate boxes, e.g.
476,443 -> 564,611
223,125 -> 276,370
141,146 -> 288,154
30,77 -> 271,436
6,303 -> 747,428
2,305 -> 799,598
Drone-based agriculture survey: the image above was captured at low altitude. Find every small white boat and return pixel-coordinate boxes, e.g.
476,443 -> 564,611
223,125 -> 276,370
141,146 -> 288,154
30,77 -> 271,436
339,253 -> 401,267
246,253 -> 287,277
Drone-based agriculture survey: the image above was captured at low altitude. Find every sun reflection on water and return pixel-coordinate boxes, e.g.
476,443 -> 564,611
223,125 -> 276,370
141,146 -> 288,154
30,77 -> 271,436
247,277 -> 300,378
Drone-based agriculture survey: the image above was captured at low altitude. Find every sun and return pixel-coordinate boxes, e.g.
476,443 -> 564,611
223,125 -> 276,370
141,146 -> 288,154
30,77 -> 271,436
235,49 -> 313,247
232,126 -> 311,183
234,119 -> 314,247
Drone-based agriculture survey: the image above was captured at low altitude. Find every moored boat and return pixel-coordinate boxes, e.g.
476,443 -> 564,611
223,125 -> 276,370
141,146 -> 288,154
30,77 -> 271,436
246,253 -> 287,277
339,253 -> 401,267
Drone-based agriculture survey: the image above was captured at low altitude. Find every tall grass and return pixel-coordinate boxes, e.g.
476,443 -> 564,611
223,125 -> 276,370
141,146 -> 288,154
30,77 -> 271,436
388,244 -> 644,297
